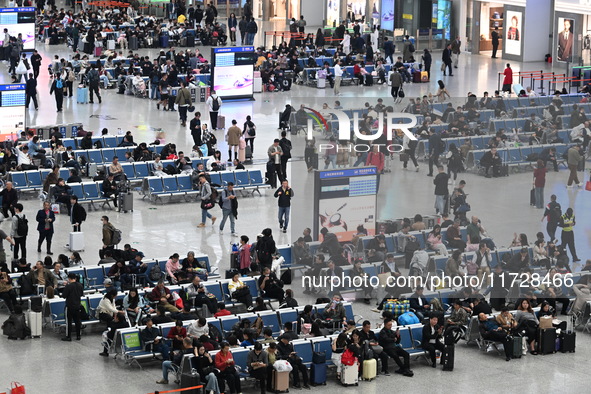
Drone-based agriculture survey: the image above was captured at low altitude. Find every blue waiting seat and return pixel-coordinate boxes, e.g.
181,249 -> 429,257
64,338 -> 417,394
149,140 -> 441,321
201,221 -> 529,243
119,328 -> 157,369
146,177 -> 170,203
309,336 -> 334,365
292,339 -> 314,367
219,171 -> 236,187
46,298 -> 67,329
219,315 -> 240,334
25,171 -> 43,190
258,310 -> 281,336
398,326 -> 428,359
208,173 -> 223,188
247,169 -> 271,195
101,148 -> 116,163
9,172 -> 33,191
121,163 -> 137,180
85,267 -> 106,289
59,168 -> 71,179
277,309 -> 299,332
68,183 -> 85,202
103,136 -> 117,148
84,182 -> 111,208
133,162 -> 150,179
86,149 -> 104,164
176,175 -> 199,198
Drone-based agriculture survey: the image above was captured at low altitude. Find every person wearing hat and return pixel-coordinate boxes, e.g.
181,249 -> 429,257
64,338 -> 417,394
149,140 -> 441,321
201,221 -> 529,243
276,334 -> 310,389
129,251 -> 153,286
102,278 -> 115,293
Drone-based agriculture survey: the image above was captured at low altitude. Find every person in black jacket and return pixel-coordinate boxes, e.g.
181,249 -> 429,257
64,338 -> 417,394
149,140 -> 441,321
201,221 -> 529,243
36,201 -> 55,255
277,335 -> 310,389
0,181 -> 18,218
480,147 -> 502,178
274,180 -> 293,233
258,266 -> 284,302
102,174 -> 119,208
141,318 -> 170,360
256,228 -> 276,270
421,315 -> 446,367
409,286 -> 430,321
427,129 -> 443,176
61,273 -> 84,341
25,73 -> 38,110
359,320 -> 390,375
378,319 -> 413,376
422,49 -> 432,79
49,72 -> 65,112
442,43 -> 453,76
70,195 -> 86,232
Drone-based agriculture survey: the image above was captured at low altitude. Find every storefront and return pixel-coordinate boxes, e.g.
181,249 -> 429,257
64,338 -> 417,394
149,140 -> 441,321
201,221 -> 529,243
262,0 -> 300,20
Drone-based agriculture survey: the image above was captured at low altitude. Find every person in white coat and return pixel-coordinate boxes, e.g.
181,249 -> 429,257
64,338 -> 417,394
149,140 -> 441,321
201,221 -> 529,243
206,90 -> 223,130
341,31 -> 351,54
371,26 -> 379,53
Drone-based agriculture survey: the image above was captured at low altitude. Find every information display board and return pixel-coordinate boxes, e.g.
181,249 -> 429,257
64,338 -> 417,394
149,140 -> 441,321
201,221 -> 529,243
380,0 -> 394,31
314,167 -> 378,242
211,46 -> 255,100
0,7 -> 35,51
0,83 -> 25,139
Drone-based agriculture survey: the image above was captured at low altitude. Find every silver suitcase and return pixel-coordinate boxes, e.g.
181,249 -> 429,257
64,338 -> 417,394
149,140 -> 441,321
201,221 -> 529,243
341,362 -> 359,386
119,192 -> 133,212
27,311 -> 43,338
69,231 -> 85,252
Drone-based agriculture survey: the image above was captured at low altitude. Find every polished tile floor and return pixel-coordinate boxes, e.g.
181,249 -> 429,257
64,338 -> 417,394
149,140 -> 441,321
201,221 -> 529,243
0,11 -> 590,394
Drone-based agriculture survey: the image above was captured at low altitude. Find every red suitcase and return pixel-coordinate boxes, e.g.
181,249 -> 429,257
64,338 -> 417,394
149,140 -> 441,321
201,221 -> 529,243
413,71 -> 422,83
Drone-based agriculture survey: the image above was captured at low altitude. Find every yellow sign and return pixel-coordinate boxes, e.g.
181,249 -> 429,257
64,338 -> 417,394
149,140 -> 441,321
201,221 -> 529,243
403,14 -> 413,20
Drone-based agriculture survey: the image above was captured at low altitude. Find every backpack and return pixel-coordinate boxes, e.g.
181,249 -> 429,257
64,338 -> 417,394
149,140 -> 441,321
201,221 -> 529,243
439,139 -> 446,153
110,228 -> 122,245
280,267 -> 292,285
149,264 -> 162,282
17,215 -> 28,237
18,274 -> 34,296
211,97 -> 220,111
209,187 -> 219,202
208,323 -> 223,343
56,79 -> 63,89
465,260 -> 478,275
409,43 -> 416,53
247,126 -> 256,137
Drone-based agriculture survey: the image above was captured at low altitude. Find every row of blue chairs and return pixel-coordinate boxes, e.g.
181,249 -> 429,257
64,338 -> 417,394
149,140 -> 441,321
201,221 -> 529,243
9,168 -> 72,192
466,144 -> 570,170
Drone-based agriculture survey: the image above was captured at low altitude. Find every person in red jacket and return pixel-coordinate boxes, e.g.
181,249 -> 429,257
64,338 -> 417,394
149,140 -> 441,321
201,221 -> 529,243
366,145 -> 385,173
502,64 -> 513,93
215,341 -> 242,394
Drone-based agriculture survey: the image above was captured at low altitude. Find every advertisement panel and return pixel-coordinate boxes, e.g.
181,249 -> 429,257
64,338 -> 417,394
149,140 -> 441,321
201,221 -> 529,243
211,46 -> 254,99
505,10 -> 522,56
437,0 -> 451,41
557,17 -> 575,62
327,0 -> 340,28
380,0 -> 394,31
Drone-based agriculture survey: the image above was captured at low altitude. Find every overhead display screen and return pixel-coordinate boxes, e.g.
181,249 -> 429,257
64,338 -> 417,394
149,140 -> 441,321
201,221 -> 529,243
0,83 -> 25,138
0,7 -> 36,51
211,46 -> 255,100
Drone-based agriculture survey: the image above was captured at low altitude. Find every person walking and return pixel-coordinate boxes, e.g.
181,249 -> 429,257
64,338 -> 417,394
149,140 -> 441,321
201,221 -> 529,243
427,128 -> 443,176
560,208 -> 579,262
87,64 -> 102,104
433,166 -> 449,215
70,195 -> 87,232
11,203 -> 27,260
198,174 -> 217,228
25,73 -> 38,110
61,272 -> 84,341
227,119 -> 242,161
442,44 -> 453,76
243,115 -> 256,153
238,16 -> 248,45
383,36 -> 395,64
502,64 -> 513,93
175,81 -> 192,127
566,145 -> 583,188
246,17 -> 258,45
333,59 -> 343,95
15,53 -> 30,83
532,159 -> 547,209
36,201 -> 55,255
268,139 -> 284,184
450,36 -> 461,68
542,194 -> 561,242
206,90 -> 222,130
190,112 -> 202,146
31,50 -> 42,79
49,72 -> 65,112
228,13 -> 237,45
219,182 -> 238,236
274,180 -> 293,233
390,70 -> 403,102
491,27 -> 500,58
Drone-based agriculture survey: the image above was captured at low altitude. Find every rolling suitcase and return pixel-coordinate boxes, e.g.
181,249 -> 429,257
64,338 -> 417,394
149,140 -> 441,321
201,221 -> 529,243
119,192 -> 133,212
94,46 -> 102,57
230,252 -> 239,269
69,231 -> 84,252
160,35 -> 169,48
510,335 -> 522,358
238,147 -> 246,162
272,370 -> 289,393
27,311 -> 42,338
529,188 -> 536,206
217,115 -> 225,129
364,75 -> 374,86
186,35 -> 195,47
107,39 -> 116,50
560,332 -> 576,353
538,328 -> 556,354
420,71 -> 429,82
310,362 -> 327,386
340,362 -> 359,386
77,86 -> 89,104
317,78 -> 326,89
499,164 -> 509,177
362,358 -> 377,381
180,372 -> 201,394
129,36 -> 139,50
442,345 -> 454,371
413,71 -> 422,83
244,145 -> 252,161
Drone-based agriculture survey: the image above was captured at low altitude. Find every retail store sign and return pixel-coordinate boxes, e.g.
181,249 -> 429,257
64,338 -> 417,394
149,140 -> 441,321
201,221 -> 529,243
307,111 -> 418,142
403,14 -> 413,20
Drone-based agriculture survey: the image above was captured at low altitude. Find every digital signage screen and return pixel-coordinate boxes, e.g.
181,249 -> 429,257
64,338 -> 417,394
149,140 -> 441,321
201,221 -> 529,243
0,84 -> 25,138
211,46 -> 255,100
0,7 -> 36,51
380,0 -> 394,31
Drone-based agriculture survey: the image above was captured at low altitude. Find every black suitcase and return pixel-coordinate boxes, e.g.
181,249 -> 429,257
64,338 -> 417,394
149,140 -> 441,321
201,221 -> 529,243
538,328 -> 556,355
364,75 -> 374,86
245,145 -> 253,160
560,332 -> 576,353
180,372 -> 201,393
499,164 -> 509,177
530,188 -> 536,206
230,253 -> 239,269
187,35 -> 195,47
510,335 -> 522,358
129,36 -> 139,51
119,193 -> 133,212
29,295 -> 43,312
442,344 -> 454,371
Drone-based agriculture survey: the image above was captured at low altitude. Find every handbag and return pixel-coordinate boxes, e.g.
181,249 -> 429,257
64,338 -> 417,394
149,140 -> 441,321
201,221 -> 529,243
200,200 -> 215,210
441,63 -> 446,72
399,152 -> 409,162
398,88 -> 405,98
274,360 -> 293,372
11,382 -> 26,394
231,27 -> 236,32
312,350 -> 326,364
231,285 -> 250,299
457,203 -> 471,213
586,181 -> 591,191
340,349 -> 356,366
188,105 -> 195,112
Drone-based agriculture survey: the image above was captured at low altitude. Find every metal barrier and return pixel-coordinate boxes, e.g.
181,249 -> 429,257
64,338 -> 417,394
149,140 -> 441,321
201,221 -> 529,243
148,385 -> 203,394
